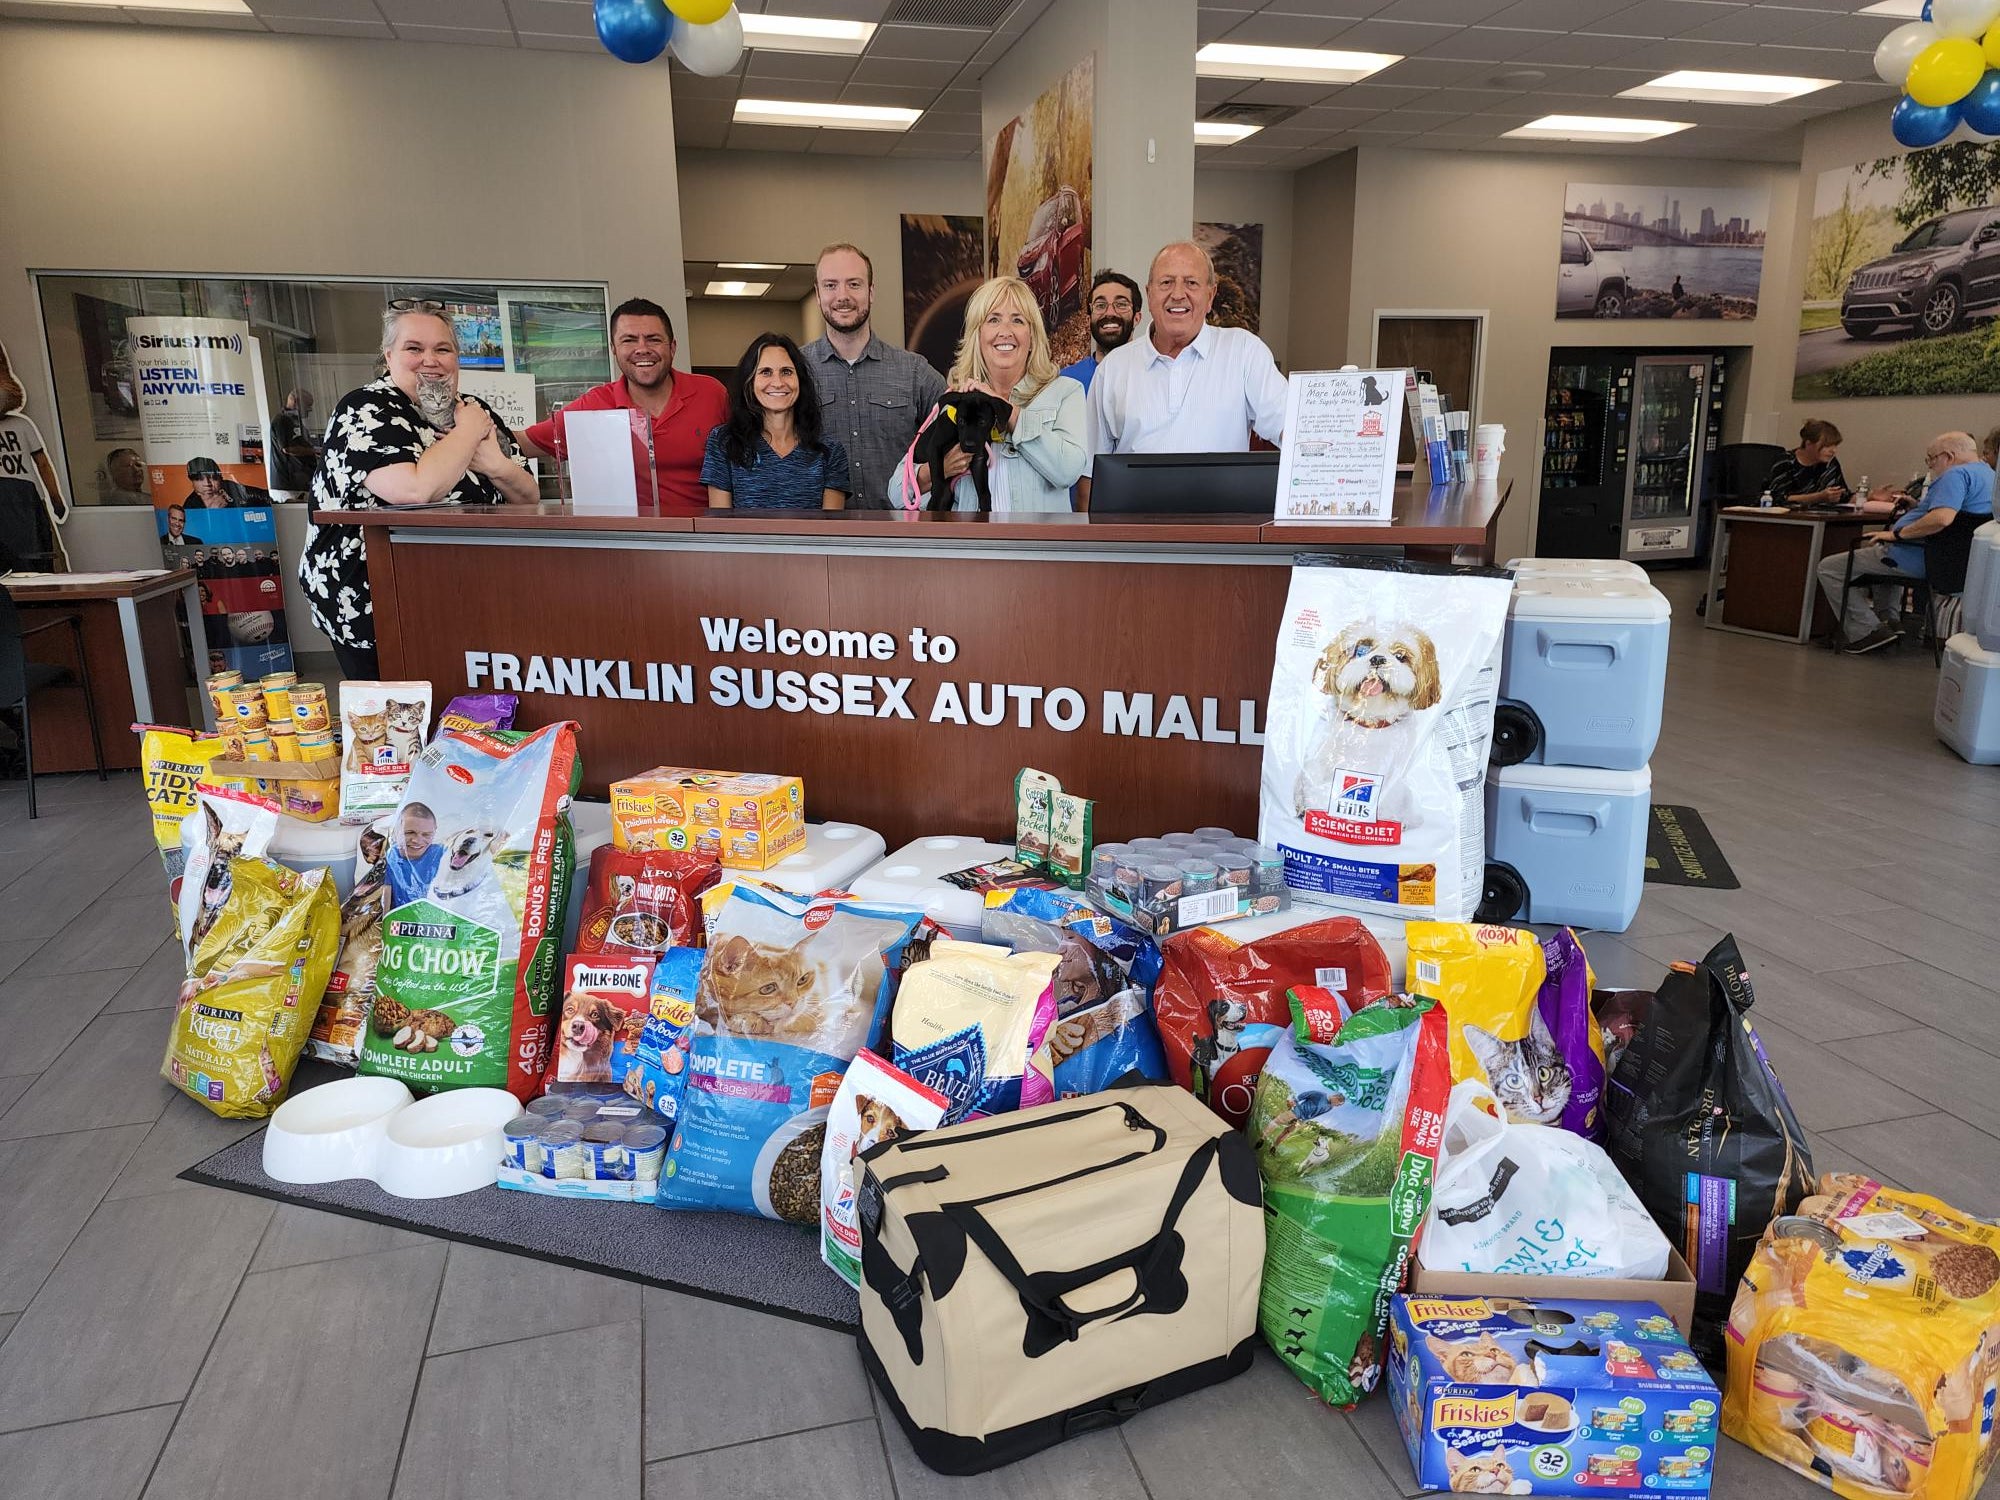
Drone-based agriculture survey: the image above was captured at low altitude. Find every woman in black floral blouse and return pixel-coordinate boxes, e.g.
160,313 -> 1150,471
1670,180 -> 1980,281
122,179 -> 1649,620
298,303 -> 538,679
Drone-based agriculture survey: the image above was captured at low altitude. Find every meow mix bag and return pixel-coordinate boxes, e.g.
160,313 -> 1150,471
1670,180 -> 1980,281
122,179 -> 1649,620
164,790 -> 338,1119
1251,991 -> 1450,1406
1603,933 -> 1815,1365
1725,1175 -> 2000,1500
659,886 -> 925,1221
1259,556 -> 1512,921
1409,922 -> 1605,1133
356,723 -> 579,1101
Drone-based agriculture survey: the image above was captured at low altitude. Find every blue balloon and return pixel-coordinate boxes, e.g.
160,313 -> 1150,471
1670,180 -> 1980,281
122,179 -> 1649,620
1893,92 -> 1961,147
1923,0 -> 1933,18
595,0 -> 671,63
1962,69 -> 2000,134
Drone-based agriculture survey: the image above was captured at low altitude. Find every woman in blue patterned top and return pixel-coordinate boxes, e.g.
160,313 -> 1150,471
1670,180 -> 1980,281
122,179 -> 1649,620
702,334 -> 850,511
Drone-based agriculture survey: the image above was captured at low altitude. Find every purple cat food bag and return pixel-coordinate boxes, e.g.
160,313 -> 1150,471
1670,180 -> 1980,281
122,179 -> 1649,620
437,693 -> 518,738
1537,927 -> 1607,1139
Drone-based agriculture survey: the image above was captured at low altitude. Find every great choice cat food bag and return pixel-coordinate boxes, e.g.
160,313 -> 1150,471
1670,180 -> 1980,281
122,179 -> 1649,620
1251,988 -> 1450,1406
1259,556 -> 1512,922
659,886 -> 926,1221
1409,922 -> 1602,1133
355,722 -> 579,1102
338,680 -> 434,822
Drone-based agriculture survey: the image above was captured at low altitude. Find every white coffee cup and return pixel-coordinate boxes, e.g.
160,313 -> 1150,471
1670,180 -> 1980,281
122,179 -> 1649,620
1473,423 -> 1505,479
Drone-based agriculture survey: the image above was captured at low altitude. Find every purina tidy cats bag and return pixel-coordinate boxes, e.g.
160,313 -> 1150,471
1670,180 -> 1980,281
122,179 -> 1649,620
1259,556 -> 1512,923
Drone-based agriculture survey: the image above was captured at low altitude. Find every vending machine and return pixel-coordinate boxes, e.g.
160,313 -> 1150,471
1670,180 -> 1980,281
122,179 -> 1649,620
1535,349 -> 1728,563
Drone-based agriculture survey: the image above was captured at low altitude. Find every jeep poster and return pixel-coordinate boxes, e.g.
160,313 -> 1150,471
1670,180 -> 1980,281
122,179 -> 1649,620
1795,142 -> 2000,400
1558,181 -> 1768,321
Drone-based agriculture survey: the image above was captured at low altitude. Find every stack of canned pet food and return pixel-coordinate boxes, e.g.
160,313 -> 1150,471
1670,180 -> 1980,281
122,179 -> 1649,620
497,1088 -> 669,1202
1084,828 -> 1290,936
203,671 -> 334,764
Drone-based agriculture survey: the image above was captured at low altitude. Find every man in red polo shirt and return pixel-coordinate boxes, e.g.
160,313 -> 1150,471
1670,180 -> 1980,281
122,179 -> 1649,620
519,298 -> 727,514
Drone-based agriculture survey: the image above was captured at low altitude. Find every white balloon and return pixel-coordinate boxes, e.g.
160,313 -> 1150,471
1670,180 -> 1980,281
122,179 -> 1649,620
1875,19 -> 1942,83
672,5 -> 743,76
1929,0 -> 1998,39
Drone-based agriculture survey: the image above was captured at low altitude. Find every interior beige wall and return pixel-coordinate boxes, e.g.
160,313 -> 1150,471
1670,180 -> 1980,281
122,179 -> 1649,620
1340,145 -> 1801,563
1786,100 -> 2000,489
1287,150 -> 1358,372
0,18 -> 688,621
676,150 -> 980,346
686,298 -> 806,370
1194,169 -> 1295,367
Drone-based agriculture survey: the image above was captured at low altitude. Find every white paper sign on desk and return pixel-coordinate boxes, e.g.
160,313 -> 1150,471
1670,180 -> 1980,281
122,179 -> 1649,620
563,407 -> 640,514
1273,368 -> 1403,523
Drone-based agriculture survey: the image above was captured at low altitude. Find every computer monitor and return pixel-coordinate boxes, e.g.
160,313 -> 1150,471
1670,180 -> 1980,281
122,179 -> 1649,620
1088,451 -> 1279,515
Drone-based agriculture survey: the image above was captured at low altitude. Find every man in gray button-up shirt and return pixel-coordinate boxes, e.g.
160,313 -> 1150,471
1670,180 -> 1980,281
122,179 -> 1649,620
802,243 -> 947,509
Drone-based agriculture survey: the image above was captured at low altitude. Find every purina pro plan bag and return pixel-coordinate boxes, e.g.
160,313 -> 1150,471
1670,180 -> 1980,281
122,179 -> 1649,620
1259,557 -> 1513,922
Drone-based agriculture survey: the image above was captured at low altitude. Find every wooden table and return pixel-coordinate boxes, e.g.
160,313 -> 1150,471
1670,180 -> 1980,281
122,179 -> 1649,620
319,482 -> 1508,845
6,567 -> 204,771
1704,505 -> 1878,644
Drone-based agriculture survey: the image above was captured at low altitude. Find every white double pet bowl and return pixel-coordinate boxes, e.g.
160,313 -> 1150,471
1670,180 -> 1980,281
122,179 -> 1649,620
262,1077 -> 522,1199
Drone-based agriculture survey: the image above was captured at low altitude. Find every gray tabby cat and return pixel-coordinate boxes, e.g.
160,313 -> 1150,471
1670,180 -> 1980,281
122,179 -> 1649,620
1464,1008 -> 1571,1125
415,373 -> 458,431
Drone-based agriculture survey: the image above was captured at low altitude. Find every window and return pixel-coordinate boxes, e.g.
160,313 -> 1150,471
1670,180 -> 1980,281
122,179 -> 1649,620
1560,231 -> 1589,266
31,274 -> 611,505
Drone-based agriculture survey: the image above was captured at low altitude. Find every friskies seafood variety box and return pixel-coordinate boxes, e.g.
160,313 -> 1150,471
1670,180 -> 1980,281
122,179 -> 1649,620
1388,1295 -> 1721,1497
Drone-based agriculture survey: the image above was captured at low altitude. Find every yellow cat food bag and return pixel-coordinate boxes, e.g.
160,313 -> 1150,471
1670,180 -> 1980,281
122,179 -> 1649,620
1724,1174 -> 2000,1500
1409,922 -> 1550,1112
135,722 -> 232,907
889,940 -> 1060,1123
162,790 -> 339,1118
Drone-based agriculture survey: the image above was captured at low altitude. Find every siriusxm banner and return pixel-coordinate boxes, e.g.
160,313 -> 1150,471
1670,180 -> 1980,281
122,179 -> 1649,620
133,315 -> 292,677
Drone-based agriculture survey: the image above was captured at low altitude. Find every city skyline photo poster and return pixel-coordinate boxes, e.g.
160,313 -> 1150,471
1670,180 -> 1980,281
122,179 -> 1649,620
1558,182 -> 1769,320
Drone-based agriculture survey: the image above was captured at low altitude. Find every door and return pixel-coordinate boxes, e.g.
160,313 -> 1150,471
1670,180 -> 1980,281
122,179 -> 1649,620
1622,356 -> 1708,561
1374,313 -> 1484,467
1557,229 -> 1590,316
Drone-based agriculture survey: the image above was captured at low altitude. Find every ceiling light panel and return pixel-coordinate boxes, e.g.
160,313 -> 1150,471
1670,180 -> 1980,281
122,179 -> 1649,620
733,98 -> 924,131
1195,42 -> 1402,85
739,14 -> 875,56
1196,121 -> 1263,143
30,0 -> 250,10
704,281 -> 772,296
1504,114 -> 1694,141
1620,70 -> 1835,105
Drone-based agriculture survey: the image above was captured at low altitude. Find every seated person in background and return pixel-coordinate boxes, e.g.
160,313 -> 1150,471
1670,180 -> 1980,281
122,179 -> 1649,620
888,275 -> 1086,512
1816,430 -> 1994,653
1765,419 -> 1847,504
702,333 -> 848,512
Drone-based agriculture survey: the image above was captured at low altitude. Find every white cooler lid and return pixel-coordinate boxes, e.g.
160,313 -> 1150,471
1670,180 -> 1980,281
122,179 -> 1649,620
1506,557 -> 1650,582
1508,576 -> 1671,621
1490,762 -> 1652,793
849,835 -> 1014,933
268,817 -> 365,862
1947,632 -> 2000,667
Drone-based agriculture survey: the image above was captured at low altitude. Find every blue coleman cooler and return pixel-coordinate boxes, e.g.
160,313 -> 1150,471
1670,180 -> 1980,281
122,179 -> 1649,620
1936,633 -> 2000,765
1505,556 -> 1649,583
1480,763 -> 1651,932
1493,569 -> 1670,771
1962,520 -> 2000,650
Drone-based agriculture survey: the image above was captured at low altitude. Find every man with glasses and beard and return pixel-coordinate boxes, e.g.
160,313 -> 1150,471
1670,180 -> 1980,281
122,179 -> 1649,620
801,242 -> 945,508
1060,270 -> 1142,393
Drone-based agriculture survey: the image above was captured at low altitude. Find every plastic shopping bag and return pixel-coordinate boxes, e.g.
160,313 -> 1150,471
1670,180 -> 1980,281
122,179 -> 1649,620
1421,1080 -> 1671,1280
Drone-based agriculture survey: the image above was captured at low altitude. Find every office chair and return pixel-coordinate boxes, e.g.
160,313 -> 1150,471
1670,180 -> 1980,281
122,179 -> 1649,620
0,583 -> 107,819
1831,508 -> 1987,662
1710,442 -> 1787,505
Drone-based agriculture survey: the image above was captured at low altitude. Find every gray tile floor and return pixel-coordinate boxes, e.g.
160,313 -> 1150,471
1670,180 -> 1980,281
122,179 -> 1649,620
1,569 -> 1996,1499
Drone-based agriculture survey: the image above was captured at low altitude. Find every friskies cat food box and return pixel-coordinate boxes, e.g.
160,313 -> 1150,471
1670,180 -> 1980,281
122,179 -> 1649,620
1388,1295 -> 1721,1498
610,767 -> 804,871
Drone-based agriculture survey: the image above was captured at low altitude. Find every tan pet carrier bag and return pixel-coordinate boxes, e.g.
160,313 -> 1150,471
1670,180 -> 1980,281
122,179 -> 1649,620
856,1081 -> 1264,1475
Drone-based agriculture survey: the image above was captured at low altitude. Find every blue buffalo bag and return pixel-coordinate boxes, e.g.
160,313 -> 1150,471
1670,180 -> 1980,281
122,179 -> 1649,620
659,886 -> 925,1221
980,886 -> 1168,1099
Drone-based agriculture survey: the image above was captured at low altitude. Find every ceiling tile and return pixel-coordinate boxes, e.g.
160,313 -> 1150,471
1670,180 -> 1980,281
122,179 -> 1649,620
756,0 -> 890,17
1578,0 -> 1736,38
1229,78 -> 1343,105
1413,25 -> 1551,59
670,70 -> 743,99
1375,54 -> 1508,86
1198,76 -> 1251,104
838,79 -> 939,105
390,23 -> 517,43
376,0 -> 506,23
248,0 -> 381,18
262,14 -> 395,33
516,29 -> 597,48
807,130 -> 903,153
1198,6 -> 1255,42
727,121 -> 818,150
506,0 -> 591,37
0,2 -> 134,19
123,6 -> 266,24
745,48 -> 856,81
1679,4 -> 1832,43
1323,15 -> 1461,49
1219,9 -> 1345,42
1366,0 -> 1515,23
1499,30 -> 1650,65
849,54 -> 962,86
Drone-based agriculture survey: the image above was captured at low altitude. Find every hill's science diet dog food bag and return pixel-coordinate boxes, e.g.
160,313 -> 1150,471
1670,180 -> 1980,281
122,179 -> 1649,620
1259,557 -> 1513,922
356,722 -> 579,1101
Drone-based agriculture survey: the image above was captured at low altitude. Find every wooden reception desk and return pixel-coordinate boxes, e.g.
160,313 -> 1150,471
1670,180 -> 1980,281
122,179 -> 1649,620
325,481 -> 1508,847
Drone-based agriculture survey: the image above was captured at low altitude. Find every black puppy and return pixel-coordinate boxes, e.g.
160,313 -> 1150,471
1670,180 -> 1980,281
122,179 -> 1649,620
912,390 -> 1010,512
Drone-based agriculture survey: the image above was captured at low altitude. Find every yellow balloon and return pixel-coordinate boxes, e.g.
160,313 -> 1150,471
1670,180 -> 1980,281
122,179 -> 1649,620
1984,22 -> 2000,69
667,0 -> 731,23
1908,36 -> 1986,105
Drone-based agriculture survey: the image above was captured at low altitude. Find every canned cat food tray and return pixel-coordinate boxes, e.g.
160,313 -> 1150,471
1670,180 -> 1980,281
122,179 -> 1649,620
262,1078 -> 521,1198
848,835 -> 1014,938
1387,1294 -> 1720,1498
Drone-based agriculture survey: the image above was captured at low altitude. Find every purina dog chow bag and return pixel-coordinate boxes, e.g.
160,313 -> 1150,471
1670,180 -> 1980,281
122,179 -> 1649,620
164,787 -> 339,1119
659,885 -> 925,1221
1259,556 -> 1512,922
356,722 -> 579,1101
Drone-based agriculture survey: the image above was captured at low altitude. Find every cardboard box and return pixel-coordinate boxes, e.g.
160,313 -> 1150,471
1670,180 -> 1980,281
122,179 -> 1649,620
1410,1248 -> 1698,1337
609,767 -> 805,871
1387,1293 -> 1721,1498
209,756 -> 342,823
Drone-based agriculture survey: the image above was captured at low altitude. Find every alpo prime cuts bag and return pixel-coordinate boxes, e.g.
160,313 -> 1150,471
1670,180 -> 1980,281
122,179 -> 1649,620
356,723 -> 579,1101
858,1081 -> 1263,1475
1259,556 -> 1512,922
